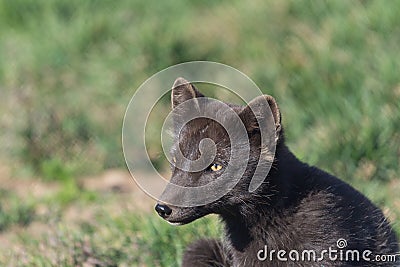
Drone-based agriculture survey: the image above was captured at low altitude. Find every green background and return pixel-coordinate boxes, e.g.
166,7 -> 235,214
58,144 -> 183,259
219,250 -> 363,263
0,0 -> 399,266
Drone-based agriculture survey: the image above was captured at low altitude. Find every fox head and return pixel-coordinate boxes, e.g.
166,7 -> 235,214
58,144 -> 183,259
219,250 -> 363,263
155,77 -> 282,225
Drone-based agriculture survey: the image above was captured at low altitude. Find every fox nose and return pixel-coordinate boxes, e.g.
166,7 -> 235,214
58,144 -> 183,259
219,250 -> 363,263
155,203 -> 172,218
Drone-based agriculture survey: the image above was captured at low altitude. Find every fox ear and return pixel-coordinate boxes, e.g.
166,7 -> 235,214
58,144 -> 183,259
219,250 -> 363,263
171,77 -> 204,109
239,95 -> 282,137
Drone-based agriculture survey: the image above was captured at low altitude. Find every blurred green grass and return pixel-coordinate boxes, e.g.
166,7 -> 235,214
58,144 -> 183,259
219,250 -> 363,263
0,0 -> 399,266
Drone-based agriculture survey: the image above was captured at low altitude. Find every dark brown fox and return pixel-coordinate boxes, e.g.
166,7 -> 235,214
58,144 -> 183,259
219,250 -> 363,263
155,77 -> 399,266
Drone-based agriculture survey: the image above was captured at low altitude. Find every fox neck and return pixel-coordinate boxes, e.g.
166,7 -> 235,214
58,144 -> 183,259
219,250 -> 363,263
220,143 -> 310,253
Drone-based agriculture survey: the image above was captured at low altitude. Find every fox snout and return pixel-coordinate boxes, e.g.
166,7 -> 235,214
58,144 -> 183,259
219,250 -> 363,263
155,203 -> 172,219
154,201 -> 208,225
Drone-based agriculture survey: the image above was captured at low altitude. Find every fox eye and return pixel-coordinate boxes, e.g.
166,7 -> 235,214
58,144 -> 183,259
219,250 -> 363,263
210,163 -> 223,172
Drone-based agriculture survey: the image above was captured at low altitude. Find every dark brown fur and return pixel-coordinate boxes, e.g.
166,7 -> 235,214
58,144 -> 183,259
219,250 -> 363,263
156,78 -> 399,266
